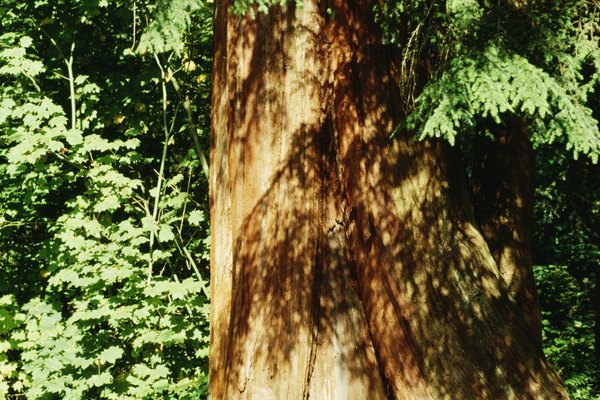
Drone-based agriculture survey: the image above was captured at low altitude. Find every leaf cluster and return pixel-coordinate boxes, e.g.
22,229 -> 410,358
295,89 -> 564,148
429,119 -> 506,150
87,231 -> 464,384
0,0 -> 213,399
379,0 -> 600,162
535,264 -> 600,400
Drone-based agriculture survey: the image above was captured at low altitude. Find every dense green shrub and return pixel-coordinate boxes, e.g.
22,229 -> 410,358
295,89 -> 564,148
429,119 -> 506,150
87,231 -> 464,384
0,1 -> 212,398
535,265 -> 600,400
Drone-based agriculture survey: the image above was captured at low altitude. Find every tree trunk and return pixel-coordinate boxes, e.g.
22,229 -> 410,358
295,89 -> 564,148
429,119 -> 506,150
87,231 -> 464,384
471,121 -> 542,349
209,1 -> 567,398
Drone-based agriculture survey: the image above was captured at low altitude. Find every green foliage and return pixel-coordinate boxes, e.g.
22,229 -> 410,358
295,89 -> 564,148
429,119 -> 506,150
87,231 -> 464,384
138,0 -> 204,55
1,1 -> 598,399
533,124 -> 599,399
534,149 -> 599,270
380,0 -> 600,162
407,45 -> 599,161
230,0 -> 303,16
535,265 -> 600,399
0,295 -> 22,399
0,0 -> 212,398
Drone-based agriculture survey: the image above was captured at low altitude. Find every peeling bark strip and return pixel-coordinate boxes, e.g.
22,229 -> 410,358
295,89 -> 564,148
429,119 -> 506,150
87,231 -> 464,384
210,1 -> 568,398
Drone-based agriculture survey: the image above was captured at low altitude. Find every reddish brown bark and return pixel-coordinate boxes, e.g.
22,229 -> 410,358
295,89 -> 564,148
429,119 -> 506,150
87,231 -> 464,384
210,3 -> 384,398
210,1 -> 567,398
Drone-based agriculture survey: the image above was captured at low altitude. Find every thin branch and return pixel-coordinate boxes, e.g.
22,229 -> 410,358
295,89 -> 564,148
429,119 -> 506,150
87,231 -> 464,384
170,74 -> 209,179
39,27 -> 67,60
49,150 -> 84,170
66,43 -> 77,130
172,274 -> 195,316
173,238 -> 210,299
38,29 -> 77,130
131,0 -> 137,50
147,53 -> 172,284
23,72 -> 41,92
179,170 -> 193,234
52,71 -> 68,80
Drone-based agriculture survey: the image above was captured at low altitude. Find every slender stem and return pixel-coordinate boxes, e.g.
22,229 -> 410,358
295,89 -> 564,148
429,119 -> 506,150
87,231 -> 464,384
66,43 -> 77,130
49,151 -> 84,170
173,238 -> 210,299
179,171 -> 193,234
131,0 -> 137,49
24,72 -> 41,92
147,54 -> 171,284
172,274 -> 194,316
39,29 -> 77,130
182,245 -> 209,299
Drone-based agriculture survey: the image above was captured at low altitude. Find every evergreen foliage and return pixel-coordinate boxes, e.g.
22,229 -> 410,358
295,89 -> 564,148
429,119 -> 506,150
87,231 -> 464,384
380,0 -> 599,161
233,0 -> 600,160
407,45 -> 599,160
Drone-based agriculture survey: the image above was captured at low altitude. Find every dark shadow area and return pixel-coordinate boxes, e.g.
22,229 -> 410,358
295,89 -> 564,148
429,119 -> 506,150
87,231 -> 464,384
470,119 -> 542,346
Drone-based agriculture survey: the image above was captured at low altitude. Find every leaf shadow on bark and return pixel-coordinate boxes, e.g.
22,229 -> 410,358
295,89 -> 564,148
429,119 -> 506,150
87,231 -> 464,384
213,4 -> 390,398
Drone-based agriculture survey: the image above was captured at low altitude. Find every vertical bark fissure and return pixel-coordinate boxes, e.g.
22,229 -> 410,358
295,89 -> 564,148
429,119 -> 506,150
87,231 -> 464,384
426,150 -> 505,390
209,1 -> 233,397
330,75 -> 394,397
212,3 -> 389,398
328,1 -> 433,396
303,125 -> 328,398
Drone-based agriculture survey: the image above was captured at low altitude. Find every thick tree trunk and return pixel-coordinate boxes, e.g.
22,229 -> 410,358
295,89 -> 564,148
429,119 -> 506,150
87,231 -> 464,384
471,121 -> 542,349
210,3 -> 385,398
210,1 -> 567,398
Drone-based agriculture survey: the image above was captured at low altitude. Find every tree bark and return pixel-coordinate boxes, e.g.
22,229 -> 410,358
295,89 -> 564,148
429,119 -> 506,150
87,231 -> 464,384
210,1 -> 567,398
471,121 -> 542,349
